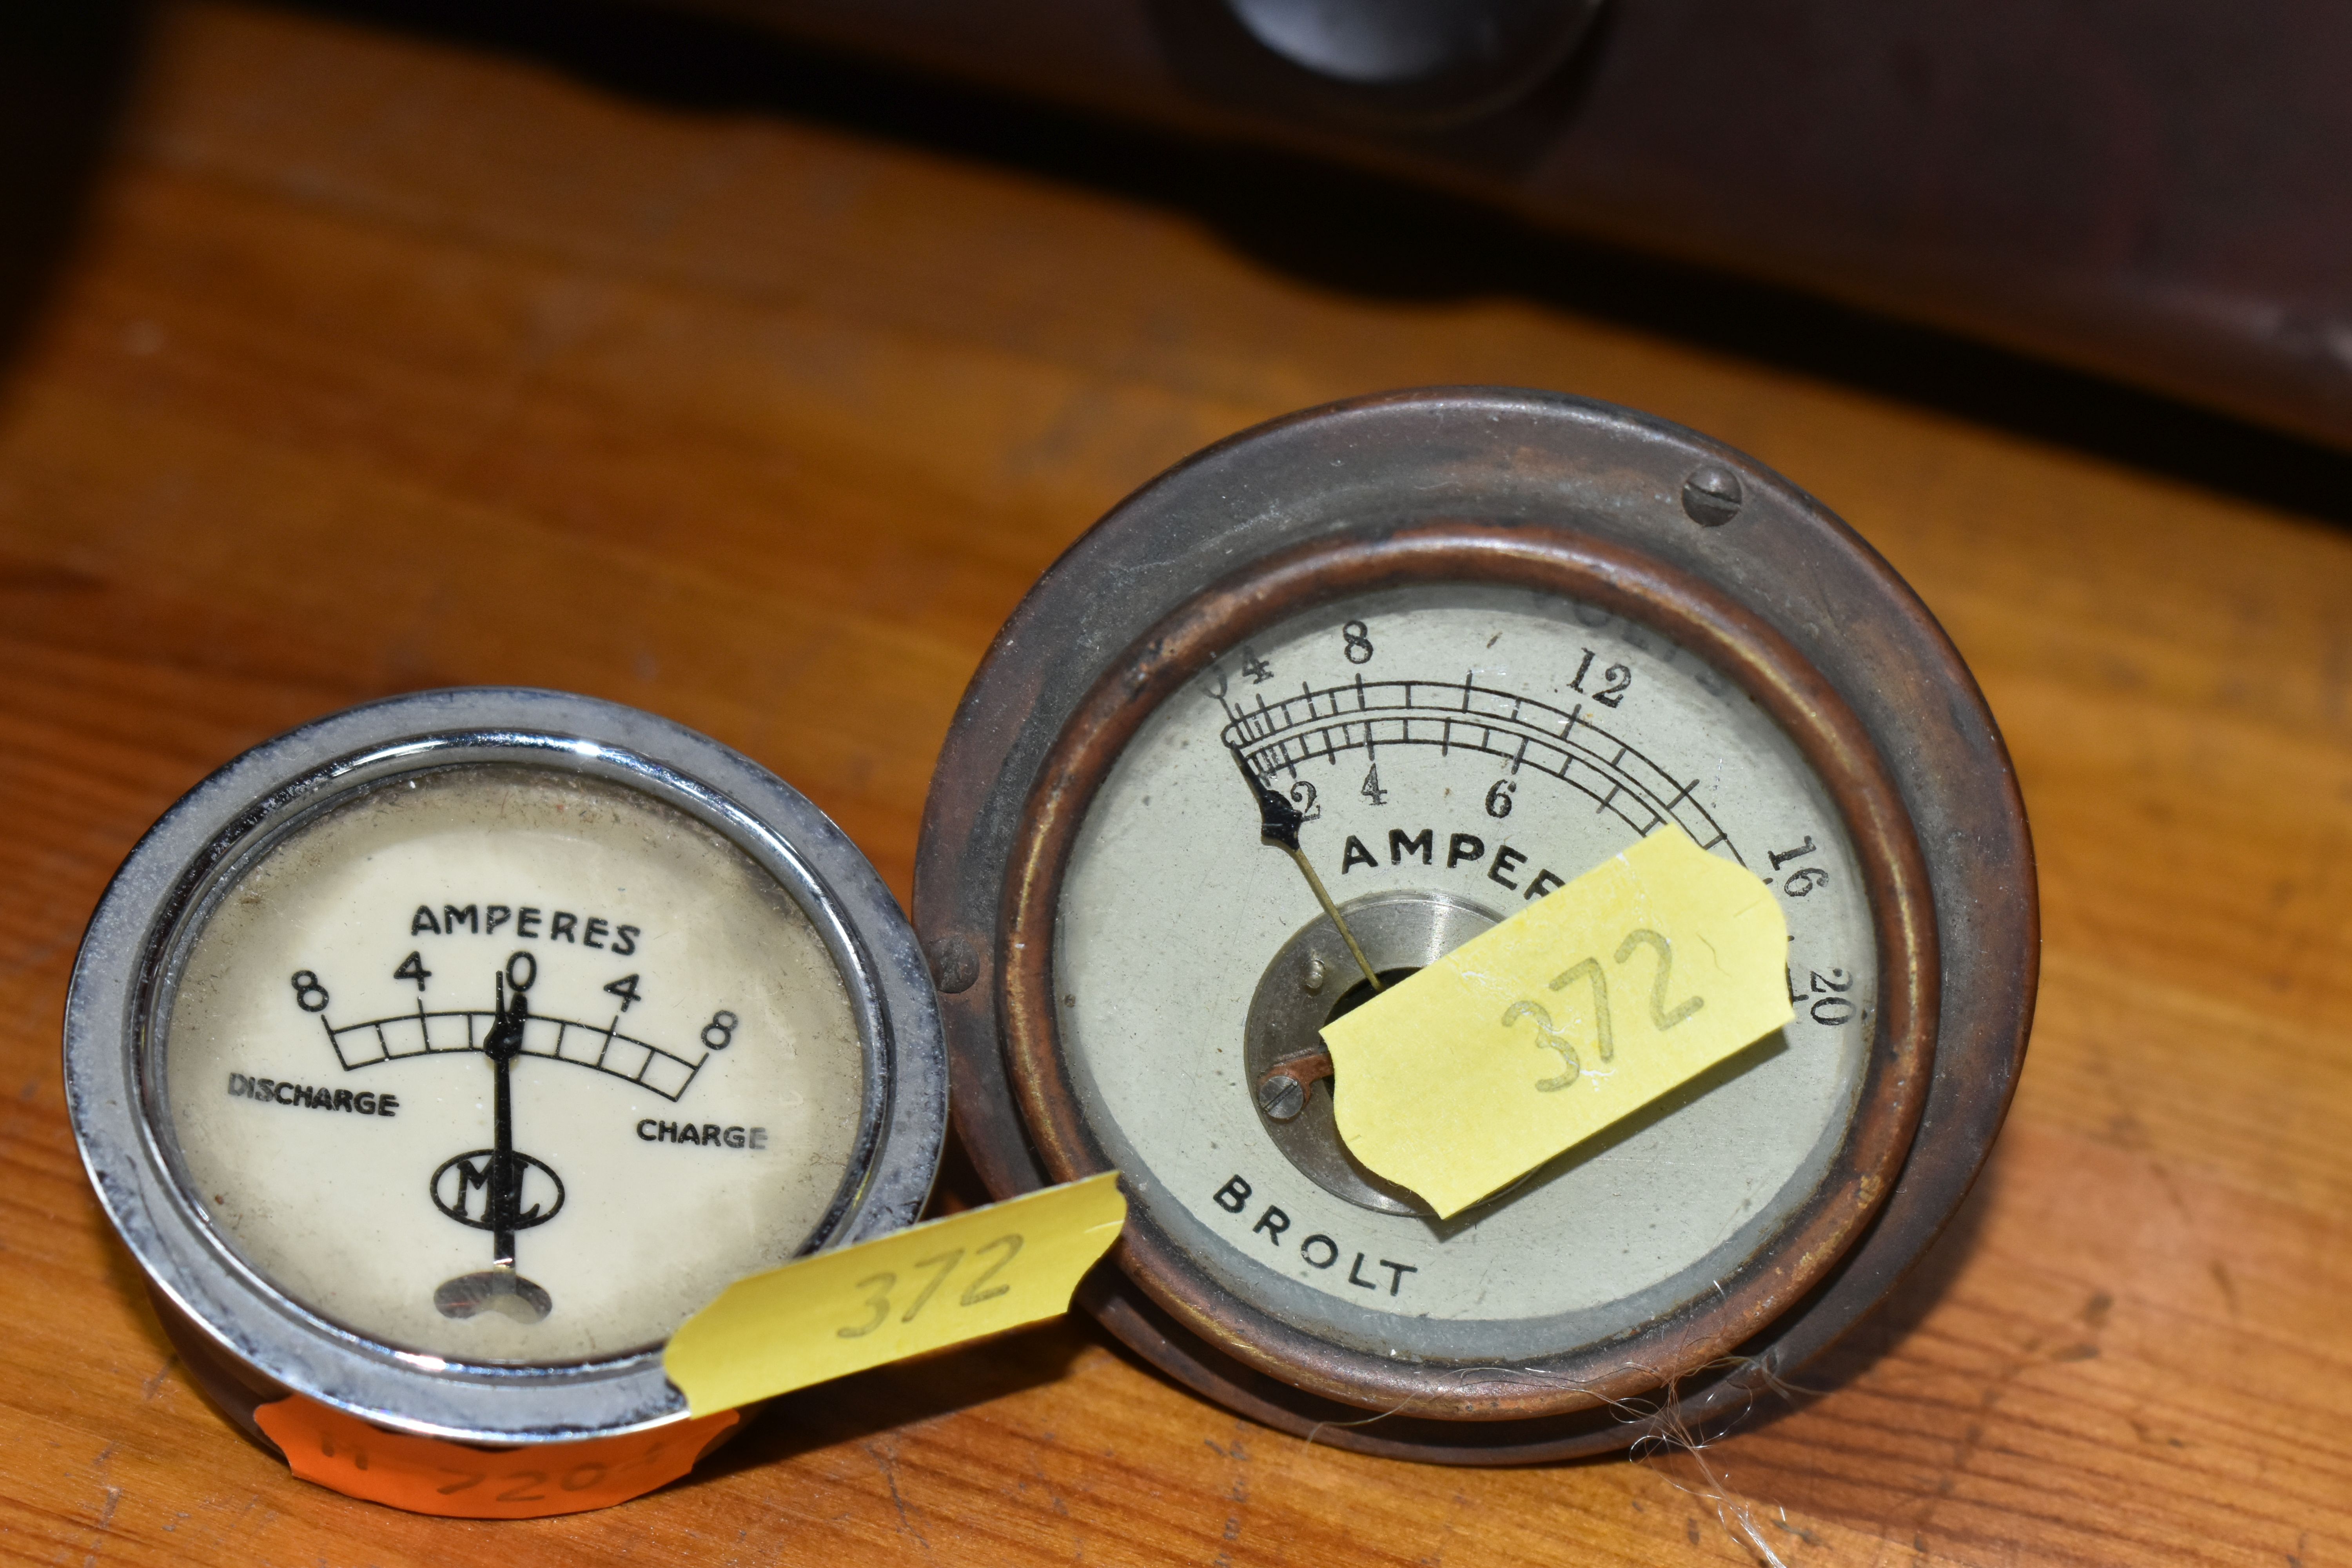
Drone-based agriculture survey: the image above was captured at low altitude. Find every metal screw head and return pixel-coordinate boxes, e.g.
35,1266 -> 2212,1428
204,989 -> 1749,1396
1257,1074 -> 1307,1121
1681,465 -> 1744,527
1301,955 -> 1328,993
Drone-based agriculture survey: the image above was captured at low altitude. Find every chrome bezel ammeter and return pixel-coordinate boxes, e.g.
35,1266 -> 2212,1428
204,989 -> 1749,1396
67,688 -> 946,1446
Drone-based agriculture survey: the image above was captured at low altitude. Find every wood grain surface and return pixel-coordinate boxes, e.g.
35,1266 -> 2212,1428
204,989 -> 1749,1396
3,5 -> 2348,1564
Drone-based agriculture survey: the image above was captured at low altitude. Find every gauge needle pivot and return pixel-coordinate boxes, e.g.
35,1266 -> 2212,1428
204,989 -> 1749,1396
1229,744 -> 1382,994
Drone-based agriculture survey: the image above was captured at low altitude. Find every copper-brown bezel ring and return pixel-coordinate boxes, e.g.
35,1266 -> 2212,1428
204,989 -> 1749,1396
999,521 -> 1940,1422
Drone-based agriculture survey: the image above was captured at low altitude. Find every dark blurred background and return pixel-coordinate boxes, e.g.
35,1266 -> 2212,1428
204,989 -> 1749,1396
9,0 -> 2351,523
0,4 -> 150,371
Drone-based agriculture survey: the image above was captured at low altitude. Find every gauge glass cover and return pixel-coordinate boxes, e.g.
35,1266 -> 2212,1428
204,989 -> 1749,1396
1055,584 -> 1875,1362
158,763 -> 867,1363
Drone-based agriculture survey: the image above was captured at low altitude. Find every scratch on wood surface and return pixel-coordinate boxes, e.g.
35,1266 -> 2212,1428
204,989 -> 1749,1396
2210,1259 -> 2241,1316
863,1439 -> 929,1551
1208,1419 -> 1254,1568
1896,1328 -> 2039,1551
1021,1447 -> 1083,1562
81,1477 -> 123,1568
1413,1493 -> 1467,1567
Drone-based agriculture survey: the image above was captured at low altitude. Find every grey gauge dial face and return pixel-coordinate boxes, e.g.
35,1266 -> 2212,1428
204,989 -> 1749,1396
159,763 -> 869,1364
1053,584 -> 1877,1365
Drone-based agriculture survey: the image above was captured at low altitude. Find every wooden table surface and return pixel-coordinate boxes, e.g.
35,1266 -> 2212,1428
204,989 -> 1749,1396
4,5 -> 2349,1564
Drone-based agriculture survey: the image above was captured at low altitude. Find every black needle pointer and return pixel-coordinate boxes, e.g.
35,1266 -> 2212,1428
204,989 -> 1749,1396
480,969 -> 528,1268
1228,743 -> 1383,993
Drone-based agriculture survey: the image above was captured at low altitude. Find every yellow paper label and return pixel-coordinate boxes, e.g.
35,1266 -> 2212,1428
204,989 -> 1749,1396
1321,827 -> 1792,1219
662,1173 -> 1126,1416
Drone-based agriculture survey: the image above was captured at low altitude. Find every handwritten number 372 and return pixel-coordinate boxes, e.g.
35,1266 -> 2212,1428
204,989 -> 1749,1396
837,1234 -> 1024,1338
1501,927 -> 1705,1091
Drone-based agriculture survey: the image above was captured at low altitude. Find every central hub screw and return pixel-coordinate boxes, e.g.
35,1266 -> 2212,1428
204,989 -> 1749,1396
1257,1074 -> 1307,1121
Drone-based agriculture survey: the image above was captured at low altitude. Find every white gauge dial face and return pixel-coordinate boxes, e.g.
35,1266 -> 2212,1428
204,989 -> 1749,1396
162,764 -> 869,1364
1055,584 -> 1878,1365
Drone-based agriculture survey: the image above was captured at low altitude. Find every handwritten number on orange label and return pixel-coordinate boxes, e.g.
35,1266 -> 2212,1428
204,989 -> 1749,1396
254,1394 -> 737,1518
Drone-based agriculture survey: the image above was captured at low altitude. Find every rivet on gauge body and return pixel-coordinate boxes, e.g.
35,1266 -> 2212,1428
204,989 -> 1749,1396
928,936 -> 979,994
1681,465 -> 1745,526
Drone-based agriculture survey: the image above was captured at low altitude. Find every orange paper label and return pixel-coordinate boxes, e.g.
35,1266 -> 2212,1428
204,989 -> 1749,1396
254,1394 -> 738,1519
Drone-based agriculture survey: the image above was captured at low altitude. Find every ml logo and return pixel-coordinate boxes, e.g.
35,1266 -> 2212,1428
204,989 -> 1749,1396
430,1149 -> 565,1233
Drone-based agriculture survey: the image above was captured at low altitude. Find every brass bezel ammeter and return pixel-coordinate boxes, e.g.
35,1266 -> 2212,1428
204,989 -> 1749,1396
917,388 -> 2035,1464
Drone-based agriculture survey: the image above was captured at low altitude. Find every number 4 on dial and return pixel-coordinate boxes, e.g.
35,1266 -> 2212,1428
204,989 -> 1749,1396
603,974 -> 642,1011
